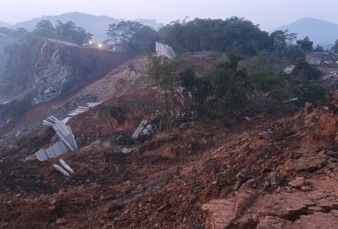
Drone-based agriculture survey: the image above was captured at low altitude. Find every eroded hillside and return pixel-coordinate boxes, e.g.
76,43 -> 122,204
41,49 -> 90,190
1,84 -> 338,228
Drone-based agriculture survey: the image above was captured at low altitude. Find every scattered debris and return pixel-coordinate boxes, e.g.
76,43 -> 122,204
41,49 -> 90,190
53,164 -> 70,177
122,120 -> 152,153
63,102 -> 102,123
283,97 -> 298,104
322,71 -> 338,80
35,116 -> 77,161
59,159 -> 74,174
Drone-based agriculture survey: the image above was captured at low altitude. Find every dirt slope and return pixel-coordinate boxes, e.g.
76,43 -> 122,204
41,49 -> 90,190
2,52 -> 338,228
1,91 -> 338,228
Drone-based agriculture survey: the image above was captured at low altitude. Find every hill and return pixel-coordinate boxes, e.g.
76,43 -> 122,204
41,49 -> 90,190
12,12 -> 161,42
0,21 -> 11,27
275,17 -> 338,46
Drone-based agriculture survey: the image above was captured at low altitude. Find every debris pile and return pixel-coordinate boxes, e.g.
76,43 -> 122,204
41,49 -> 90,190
322,71 -> 338,80
35,116 -> 77,161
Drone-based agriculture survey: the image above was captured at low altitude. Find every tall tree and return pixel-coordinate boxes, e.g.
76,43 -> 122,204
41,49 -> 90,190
331,40 -> 338,54
147,55 -> 180,128
33,20 -> 56,38
107,20 -> 158,54
296,36 -> 313,52
55,21 -> 92,45
107,21 -> 144,44
313,44 -> 324,52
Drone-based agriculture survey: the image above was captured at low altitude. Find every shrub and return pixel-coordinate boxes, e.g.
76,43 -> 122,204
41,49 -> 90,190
297,84 -> 326,106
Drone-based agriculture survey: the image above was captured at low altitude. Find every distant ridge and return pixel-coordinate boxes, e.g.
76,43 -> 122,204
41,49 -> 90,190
274,17 -> 338,45
10,12 -> 161,41
0,21 -> 12,28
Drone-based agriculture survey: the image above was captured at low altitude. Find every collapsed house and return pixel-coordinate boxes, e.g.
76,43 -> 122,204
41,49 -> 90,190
306,52 -> 338,66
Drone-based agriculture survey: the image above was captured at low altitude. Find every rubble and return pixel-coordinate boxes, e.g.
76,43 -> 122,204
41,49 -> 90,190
35,116 -> 77,161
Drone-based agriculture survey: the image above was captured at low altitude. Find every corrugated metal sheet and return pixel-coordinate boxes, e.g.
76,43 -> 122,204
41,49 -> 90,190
36,116 -> 78,161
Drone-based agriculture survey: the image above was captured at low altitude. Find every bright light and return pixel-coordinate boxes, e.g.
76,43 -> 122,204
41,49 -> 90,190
98,43 -> 102,48
89,41 -> 92,44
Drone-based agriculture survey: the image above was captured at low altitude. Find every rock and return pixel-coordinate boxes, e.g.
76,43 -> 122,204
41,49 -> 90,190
55,218 -> 66,225
287,154 -> 327,173
252,214 -> 258,222
289,177 -> 305,188
256,216 -> 293,229
300,186 -> 312,191
202,199 -> 235,229
258,192 -> 315,219
293,212 -> 338,228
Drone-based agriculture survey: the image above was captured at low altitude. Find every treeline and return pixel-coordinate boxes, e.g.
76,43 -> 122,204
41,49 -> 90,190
32,20 -> 92,45
107,17 -> 323,57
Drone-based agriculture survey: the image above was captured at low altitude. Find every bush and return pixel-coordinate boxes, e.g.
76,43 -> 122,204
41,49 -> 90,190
292,58 -> 322,81
297,84 -> 326,106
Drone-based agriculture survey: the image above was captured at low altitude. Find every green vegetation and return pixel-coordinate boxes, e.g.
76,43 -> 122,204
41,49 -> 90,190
331,40 -> 338,54
313,45 -> 324,52
158,17 -> 269,55
146,55 -> 180,129
297,84 -> 326,106
146,27 -> 326,123
107,20 -> 159,54
296,36 -> 313,52
33,20 -> 92,45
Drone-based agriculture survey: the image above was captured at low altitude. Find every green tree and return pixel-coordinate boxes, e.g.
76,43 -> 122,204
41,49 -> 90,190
296,36 -> 313,52
158,17 -> 269,55
331,40 -> 338,54
33,20 -> 56,38
179,51 -> 253,117
107,20 -> 144,44
123,26 -> 159,54
292,58 -> 322,81
147,55 -> 180,129
269,30 -> 298,62
55,21 -> 92,45
313,44 -> 324,52
107,20 -> 158,54
297,84 -> 326,105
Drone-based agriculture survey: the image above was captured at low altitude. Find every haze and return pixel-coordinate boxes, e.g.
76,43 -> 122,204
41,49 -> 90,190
1,0 -> 338,30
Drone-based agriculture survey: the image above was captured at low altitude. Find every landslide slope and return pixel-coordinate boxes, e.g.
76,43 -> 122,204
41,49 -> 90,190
1,89 -> 338,228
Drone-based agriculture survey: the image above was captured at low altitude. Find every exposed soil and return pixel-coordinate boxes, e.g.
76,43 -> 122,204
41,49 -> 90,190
1,92 -> 338,228
1,53 -> 338,228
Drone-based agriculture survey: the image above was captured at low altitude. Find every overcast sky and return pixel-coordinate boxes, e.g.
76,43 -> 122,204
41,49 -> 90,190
1,0 -> 338,30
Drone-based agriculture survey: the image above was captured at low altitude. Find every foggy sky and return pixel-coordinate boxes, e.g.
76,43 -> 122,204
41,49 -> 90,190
1,0 -> 338,30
